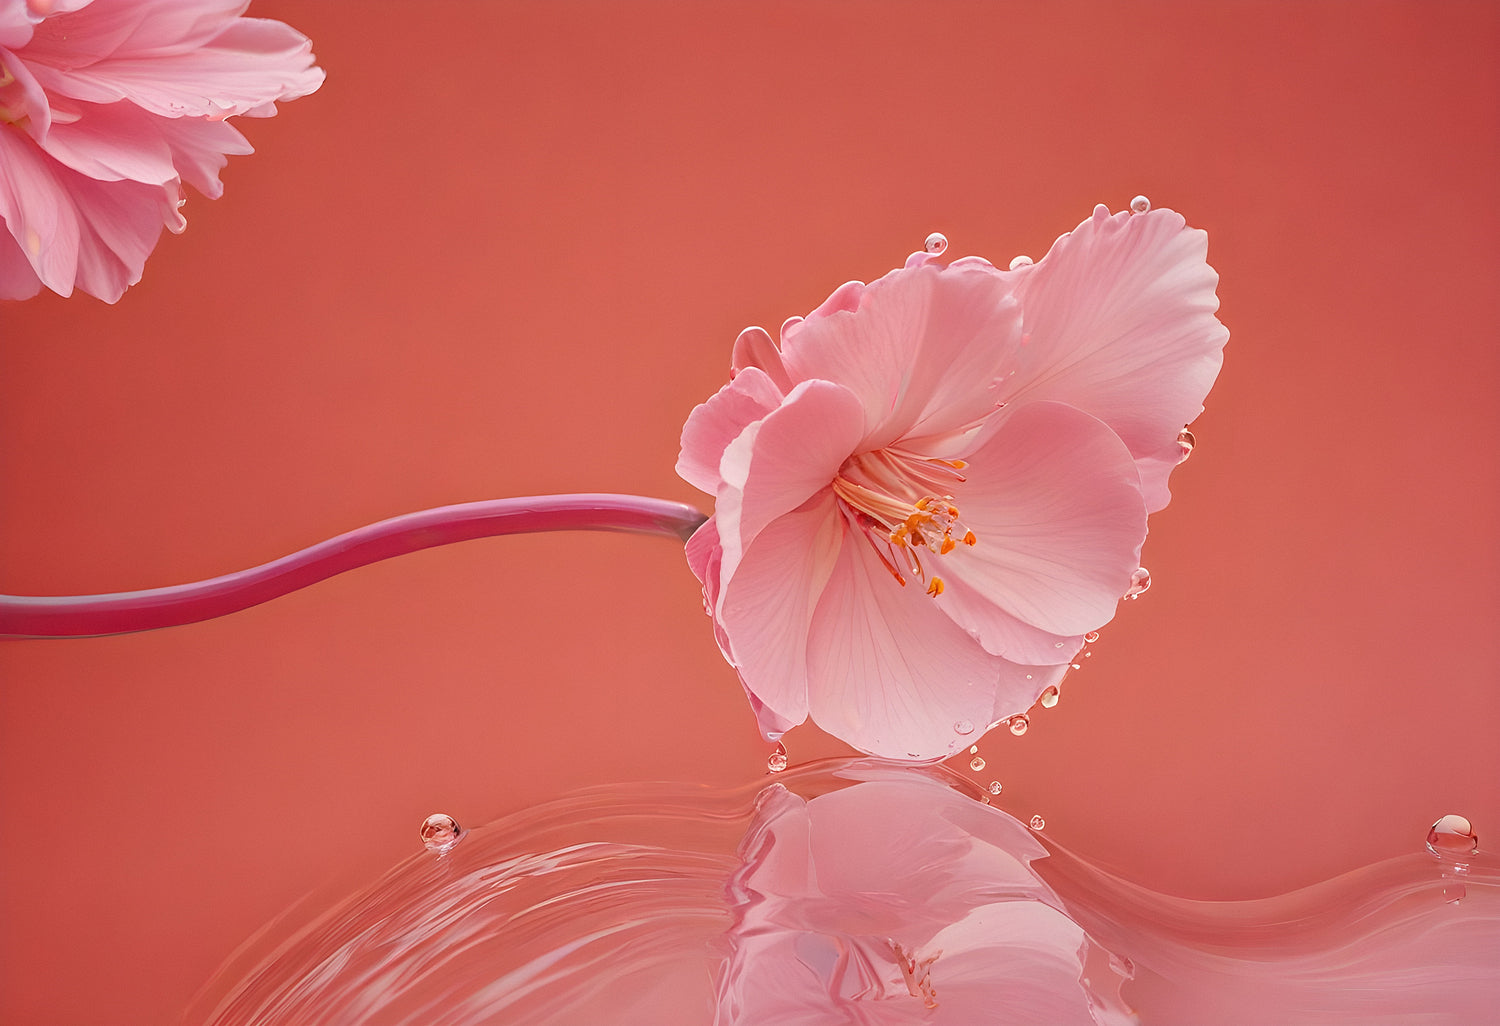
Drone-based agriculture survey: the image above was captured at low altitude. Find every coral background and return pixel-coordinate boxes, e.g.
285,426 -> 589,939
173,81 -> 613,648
2,2 -> 1497,1023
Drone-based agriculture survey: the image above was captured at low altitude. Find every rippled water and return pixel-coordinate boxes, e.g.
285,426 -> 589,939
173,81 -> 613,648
185,760 -> 1498,1025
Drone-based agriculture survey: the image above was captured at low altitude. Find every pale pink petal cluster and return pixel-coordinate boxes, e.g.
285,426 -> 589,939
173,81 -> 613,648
715,772 -> 1134,1025
0,0 -> 322,302
679,204 -> 1228,759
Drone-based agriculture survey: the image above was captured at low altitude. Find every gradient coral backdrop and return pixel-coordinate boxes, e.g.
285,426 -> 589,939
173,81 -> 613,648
2,3 -> 1497,1024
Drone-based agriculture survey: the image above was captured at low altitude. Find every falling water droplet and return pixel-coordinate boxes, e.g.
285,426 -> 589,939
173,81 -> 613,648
1008,254 -> 1034,270
954,719 -> 975,736
1176,428 -> 1197,464
969,755 -> 987,772
1084,631 -> 1100,644
1130,195 -> 1151,214
1069,662 -> 1082,671
420,813 -> 462,854
1029,814 -> 1046,830
924,232 -> 948,255
1009,714 -> 1030,736
988,780 -> 1003,795
767,741 -> 788,773
1426,814 -> 1479,861
1125,567 -> 1151,599
969,745 -> 979,754
1039,686 -> 1060,709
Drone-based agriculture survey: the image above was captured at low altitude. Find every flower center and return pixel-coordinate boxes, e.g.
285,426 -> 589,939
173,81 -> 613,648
832,448 -> 977,594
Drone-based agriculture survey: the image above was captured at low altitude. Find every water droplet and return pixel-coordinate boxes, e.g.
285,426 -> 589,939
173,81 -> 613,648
1053,641 -> 1065,649
420,813 -> 462,854
1176,428 -> 1196,463
1069,662 -> 1082,671
1029,814 -> 1046,830
1024,673 -> 1033,680
1084,631 -> 1100,644
766,731 -> 784,741
1125,567 -> 1151,599
1039,686 -> 1060,709
969,755 -> 986,772
924,232 -> 948,255
1130,195 -> 1151,214
1008,254 -> 1034,270
767,741 -> 788,773
1009,714 -> 1030,736
988,780 -> 1003,795
969,745 -> 979,754
953,719 -> 975,736
1427,814 -> 1478,861
980,794 -> 992,805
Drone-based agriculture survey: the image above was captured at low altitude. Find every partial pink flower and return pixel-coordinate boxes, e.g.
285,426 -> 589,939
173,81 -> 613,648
0,0 -> 323,302
715,771 -> 1135,1025
679,204 -> 1228,759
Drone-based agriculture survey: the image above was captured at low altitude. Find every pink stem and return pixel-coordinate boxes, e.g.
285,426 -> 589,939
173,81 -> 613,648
0,494 -> 708,639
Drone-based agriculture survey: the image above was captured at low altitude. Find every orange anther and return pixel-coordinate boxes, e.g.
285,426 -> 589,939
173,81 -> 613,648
940,536 -> 956,554
962,530 -> 977,546
926,577 -> 945,597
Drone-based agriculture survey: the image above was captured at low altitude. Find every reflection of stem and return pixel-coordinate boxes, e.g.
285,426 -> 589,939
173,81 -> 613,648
0,494 -> 708,639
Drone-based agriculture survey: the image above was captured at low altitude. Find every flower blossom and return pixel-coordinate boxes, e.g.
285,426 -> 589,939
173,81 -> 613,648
0,0 -> 323,302
678,203 -> 1228,759
715,770 -> 1135,1025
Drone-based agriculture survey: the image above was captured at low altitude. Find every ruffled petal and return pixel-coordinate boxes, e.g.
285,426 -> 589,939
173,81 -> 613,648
152,112 -> 249,197
780,262 -> 1023,450
716,492 -> 844,734
66,170 -> 177,301
715,378 -> 864,578
935,401 -> 1147,646
729,325 -> 793,392
0,223 -> 43,298
25,6 -> 323,119
805,528 -> 1057,760
34,98 -> 177,183
0,122 -> 80,294
676,365 -> 783,494
1005,204 -> 1228,512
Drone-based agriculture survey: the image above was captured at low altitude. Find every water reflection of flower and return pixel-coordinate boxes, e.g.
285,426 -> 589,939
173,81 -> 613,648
0,0 -> 323,302
678,204 -> 1228,759
716,771 -> 1134,1025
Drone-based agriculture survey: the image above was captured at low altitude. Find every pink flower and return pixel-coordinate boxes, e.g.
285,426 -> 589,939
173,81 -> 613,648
678,204 -> 1228,759
715,771 -> 1135,1024
0,0 -> 323,302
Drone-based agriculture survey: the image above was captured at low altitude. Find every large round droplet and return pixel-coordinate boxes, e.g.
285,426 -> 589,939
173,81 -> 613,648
1176,428 -> 1196,464
1427,814 -> 1479,860
1008,254 -> 1034,270
988,780 -> 1003,795
1125,567 -> 1151,599
969,755 -> 986,772
1009,714 -> 1030,736
767,741 -> 788,773
1039,686 -> 1060,709
954,719 -> 975,736
1083,631 -> 1100,644
420,813 -> 462,854
1130,195 -> 1151,214
1029,814 -> 1046,830
924,232 -> 948,255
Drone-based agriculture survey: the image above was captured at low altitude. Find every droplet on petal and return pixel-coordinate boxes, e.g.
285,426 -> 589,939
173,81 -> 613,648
1009,714 -> 1030,736
420,813 -> 462,854
1125,567 -> 1152,599
969,755 -> 986,772
1084,631 -> 1100,644
988,780 -> 1003,795
1029,814 -> 1046,830
924,232 -> 948,255
1177,428 -> 1196,463
1008,254 -> 1034,270
766,731 -> 784,741
1130,195 -> 1151,214
1039,686 -> 1060,709
1427,814 -> 1479,861
954,719 -> 975,736
767,741 -> 789,773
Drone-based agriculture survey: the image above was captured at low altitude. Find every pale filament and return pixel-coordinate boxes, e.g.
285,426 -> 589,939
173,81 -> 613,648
832,449 -> 978,593
889,940 -> 941,1009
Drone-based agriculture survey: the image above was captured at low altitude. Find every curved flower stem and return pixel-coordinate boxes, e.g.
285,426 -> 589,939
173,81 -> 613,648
0,494 -> 708,640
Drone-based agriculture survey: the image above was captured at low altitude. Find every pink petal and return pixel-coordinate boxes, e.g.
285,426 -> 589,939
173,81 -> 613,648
0,123 -> 81,294
0,225 -> 43,298
0,42 -> 53,137
676,365 -> 783,494
34,98 -> 177,183
935,401 -> 1147,647
779,262 -> 1024,450
25,5 -> 323,119
804,528 -> 1058,760
1005,204 -> 1229,512
65,170 -> 177,301
714,492 -> 844,733
715,378 -> 865,577
152,113 -> 249,197
730,325 -> 793,392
